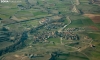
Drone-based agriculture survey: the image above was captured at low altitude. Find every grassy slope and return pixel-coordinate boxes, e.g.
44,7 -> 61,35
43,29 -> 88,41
81,32 -> 100,60
56,52 -> 89,60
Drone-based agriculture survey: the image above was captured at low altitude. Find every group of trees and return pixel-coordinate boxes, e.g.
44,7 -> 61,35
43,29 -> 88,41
0,27 -> 11,42
0,18 -> 2,20
0,31 -> 28,56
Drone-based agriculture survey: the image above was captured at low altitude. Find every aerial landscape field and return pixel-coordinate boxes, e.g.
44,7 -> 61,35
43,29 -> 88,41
0,0 -> 100,60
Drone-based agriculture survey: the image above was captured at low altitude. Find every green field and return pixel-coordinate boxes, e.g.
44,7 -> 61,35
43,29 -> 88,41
48,38 -> 60,43
68,19 -> 83,28
56,52 -> 89,60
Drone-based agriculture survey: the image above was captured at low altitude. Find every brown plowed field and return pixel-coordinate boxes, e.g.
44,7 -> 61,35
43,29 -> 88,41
84,14 -> 100,23
89,26 -> 99,31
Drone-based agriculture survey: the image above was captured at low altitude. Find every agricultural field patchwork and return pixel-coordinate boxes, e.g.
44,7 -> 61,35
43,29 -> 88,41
0,0 -> 100,60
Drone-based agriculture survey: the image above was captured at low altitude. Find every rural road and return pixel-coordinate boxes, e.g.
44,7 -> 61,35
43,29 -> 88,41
58,16 -> 71,32
60,37 -> 63,45
76,0 -> 80,5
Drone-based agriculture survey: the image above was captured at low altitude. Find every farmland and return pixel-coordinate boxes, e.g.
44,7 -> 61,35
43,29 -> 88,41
0,0 -> 100,60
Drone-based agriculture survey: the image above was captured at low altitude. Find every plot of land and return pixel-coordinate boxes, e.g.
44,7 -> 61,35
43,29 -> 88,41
89,26 -> 99,31
2,54 -> 29,60
84,14 -> 100,23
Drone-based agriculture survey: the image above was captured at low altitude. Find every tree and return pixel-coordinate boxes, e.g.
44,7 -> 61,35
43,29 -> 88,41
0,18 -> 2,20
20,31 -> 28,42
1,27 -> 9,31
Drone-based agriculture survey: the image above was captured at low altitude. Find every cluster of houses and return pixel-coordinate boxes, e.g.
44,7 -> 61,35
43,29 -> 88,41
65,27 -> 85,32
33,31 -> 56,43
59,32 -> 80,40
32,31 -> 80,43
39,18 -> 50,24
45,23 -> 65,30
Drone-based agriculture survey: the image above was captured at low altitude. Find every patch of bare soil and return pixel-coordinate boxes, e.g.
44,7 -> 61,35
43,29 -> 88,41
2,54 -> 29,60
89,26 -> 99,31
11,16 -> 28,21
84,14 -> 100,23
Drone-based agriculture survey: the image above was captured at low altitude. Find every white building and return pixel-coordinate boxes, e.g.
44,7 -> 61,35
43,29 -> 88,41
1,0 -> 9,3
